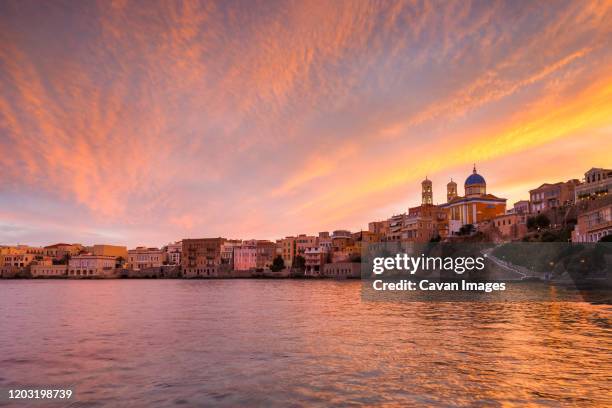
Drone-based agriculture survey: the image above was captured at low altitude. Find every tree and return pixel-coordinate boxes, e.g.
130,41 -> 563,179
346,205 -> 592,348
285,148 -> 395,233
600,234 -> 612,242
458,224 -> 475,236
527,216 -> 537,231
293,255 -> 306,270
270,255 -> 285,272
535,214 -> 550,229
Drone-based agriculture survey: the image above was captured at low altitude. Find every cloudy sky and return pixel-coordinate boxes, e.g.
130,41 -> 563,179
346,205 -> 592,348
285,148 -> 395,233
1,0 -> 611,247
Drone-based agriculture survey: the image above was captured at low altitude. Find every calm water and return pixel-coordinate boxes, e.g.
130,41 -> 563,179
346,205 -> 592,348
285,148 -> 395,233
0,280 -> 610,407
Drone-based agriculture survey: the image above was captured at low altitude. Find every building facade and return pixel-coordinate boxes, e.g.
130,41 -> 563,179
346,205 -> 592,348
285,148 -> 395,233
31,264 -> 68,277
322,262 -> 361,279
181,238 -> 225,277
572,205 -> 612,242
304,247 -> 328,276
233,240 -> 277,271
491,213 -> 528,240
90,244 -> 128,260
43,243 -> 83,260
513,200 -> 531,215
68,255 -> 116,277
575,167 -> 612,201
1,253 -> 37,267
295,234 -> 318,256
276,236 -> 296,267
529,179 -> 580,213
165,241 -> 182,265
127,247 -> 165,270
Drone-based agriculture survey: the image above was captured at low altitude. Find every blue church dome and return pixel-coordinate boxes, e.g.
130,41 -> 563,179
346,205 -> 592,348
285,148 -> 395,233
465,165 -> 486,186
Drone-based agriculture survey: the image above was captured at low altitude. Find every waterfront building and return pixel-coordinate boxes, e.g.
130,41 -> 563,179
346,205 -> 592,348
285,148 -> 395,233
575,167 -> 612,201
127,247 -> 165,270
233,240 -> 276,271
276,236 -> 296,267
165,241 -> 182,265
31,264 -> 68,277
572,204 -> 612,242
220,239 -> 242,269
304,247 -> 328,276
529,179 -> 580,213
322,262 -> 361,279
181,238 -> 225,277
68,254 -> 116,277
1,253 -> 37,267
439,166 -> 507,234
318,234 -> 333,253
295,234 -> 318,256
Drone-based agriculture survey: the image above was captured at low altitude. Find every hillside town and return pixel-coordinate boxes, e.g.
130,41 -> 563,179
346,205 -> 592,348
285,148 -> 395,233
1,166 -> 610,280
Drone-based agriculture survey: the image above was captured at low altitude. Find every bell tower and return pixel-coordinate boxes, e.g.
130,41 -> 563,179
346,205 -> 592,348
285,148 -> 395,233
447,178 -> 457,202
422,177 -> 433,205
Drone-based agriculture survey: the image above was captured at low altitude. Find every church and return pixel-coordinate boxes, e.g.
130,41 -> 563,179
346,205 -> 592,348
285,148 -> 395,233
437,166 -> 507,235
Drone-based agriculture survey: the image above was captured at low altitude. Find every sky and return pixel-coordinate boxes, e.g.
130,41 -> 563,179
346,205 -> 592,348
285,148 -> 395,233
1,0 -> 611,248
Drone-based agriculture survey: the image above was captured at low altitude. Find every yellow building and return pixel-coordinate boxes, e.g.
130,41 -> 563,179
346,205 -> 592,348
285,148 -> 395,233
439,166 -> 506,234
90,244 -> 128,260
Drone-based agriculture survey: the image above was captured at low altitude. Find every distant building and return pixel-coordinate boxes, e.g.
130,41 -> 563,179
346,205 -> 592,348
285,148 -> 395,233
295,234 -> 318,256
44,243 -> 83,260
181,238 -> 225,277
220,240 -> 242,269
165,241 -> 182,265
127,247 -> 165,270
31,264 -> 68,277
439,166 -> 507,234
513,200 -> 531,215
575,167 -> 612,201
491,213 -> 528,240
529,179 -> 580,213
322,262 -> 360,279
68,254 -> 116,277
403,202 -> 448,242
1,253 -> 37,267
572,204 -> 612,242
234,240 -> 276,271
304,247 -> 328,276
90,244 -> 128,260
385,214 -> 405,242
368,220 -> 389,236
276,236 -> 296,267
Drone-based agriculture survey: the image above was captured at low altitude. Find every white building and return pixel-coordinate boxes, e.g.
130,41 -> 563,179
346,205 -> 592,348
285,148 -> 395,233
165,241 -> 182,265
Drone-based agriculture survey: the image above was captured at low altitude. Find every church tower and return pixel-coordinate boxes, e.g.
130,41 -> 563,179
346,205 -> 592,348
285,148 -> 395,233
447,179 -> 457,202
422,177 -> 433,205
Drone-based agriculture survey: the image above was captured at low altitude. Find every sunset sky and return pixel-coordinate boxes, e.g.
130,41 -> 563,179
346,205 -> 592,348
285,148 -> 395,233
1,0 -> 611,248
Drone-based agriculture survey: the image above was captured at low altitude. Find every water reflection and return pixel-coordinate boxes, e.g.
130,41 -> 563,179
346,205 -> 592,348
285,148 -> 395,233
0,280 -> 610,406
